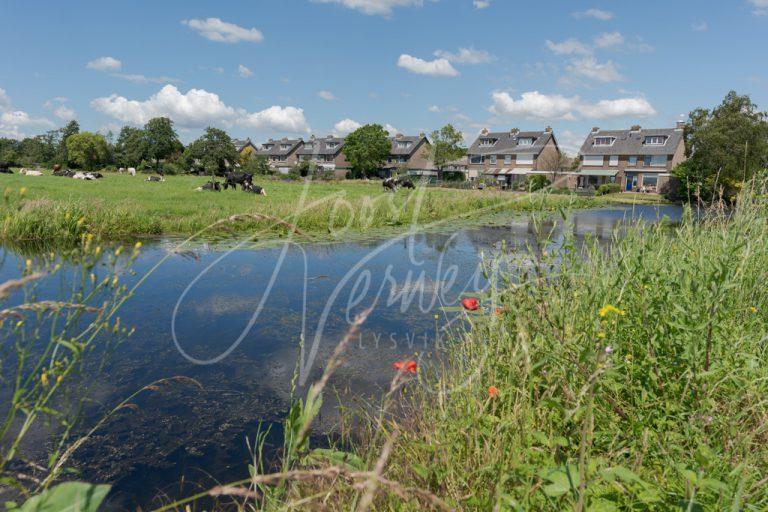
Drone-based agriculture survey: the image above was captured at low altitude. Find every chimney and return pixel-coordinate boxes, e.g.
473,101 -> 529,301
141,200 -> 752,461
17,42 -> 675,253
676,121 -> 686,130
418,131 -> 425,138
268,138 -> 274,142
510,128 -> 520,135
545,126 -> 553,133
481,128 -> 489,135
630,124 -> 642,132
591,127 -> 600,133
395,133 -> 404,138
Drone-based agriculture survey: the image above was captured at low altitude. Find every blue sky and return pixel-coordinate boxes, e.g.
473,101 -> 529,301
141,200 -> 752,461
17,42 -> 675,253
1,0 -> 766,153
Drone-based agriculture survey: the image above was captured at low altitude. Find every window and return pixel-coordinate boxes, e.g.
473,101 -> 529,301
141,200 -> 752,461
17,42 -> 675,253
517,154 -> 534,166
470,155 -> 482,164
644,136 -> 667,145
489,155 -> 497,164
517,137 -> 534,146
644,155 -> 667,167
629,156 -> 638,166
280,144 -> 291,150
304,144 -> 314,151
397,141 -> 412,149
642,175 -> 658,187
609,155 -> 619,167
327,142 -> 338,149
263,144 -> 274,151
594,137 -> 615,146
504,154 -> 512,165
479,138 -> 497,147
583,155 -> 604,166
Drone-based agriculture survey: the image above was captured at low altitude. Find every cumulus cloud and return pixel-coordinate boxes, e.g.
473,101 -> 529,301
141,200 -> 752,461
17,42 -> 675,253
312,0 -> 424,16
86,56 -> 122,71
428,105 -> 441,113
383,123 -> 399,135
44,98 -> 77,120
433,47 -> 494,64
318,90 -> 336,101
181,18 -> 264,43
397,54 -> 459,76
334,118 -> 362,135
473,0 -> 491,8
91,85 -> 309,133
748,0 -> 768,15
594,31 -> 624,48
489,90 -> 656,121
0,88 -> 54,139
566,56 -> 623,82
238,65 -> 253,78
573,8 -> 614,21
545,38 -> 591,56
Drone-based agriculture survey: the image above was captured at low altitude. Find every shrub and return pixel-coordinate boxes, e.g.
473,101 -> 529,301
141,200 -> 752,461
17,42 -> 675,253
595,183 -> 621,195
521,174 -> 551,192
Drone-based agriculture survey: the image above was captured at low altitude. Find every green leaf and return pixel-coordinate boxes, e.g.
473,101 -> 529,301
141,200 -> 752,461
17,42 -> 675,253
17,482 -> 110,512
306,448 -> 365,471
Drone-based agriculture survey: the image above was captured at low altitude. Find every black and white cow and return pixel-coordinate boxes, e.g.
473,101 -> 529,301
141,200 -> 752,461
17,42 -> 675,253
224,172 -> 254,191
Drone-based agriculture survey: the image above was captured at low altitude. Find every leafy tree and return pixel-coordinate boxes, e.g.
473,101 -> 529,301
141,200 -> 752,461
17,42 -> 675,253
430,124 -> 466,174
675,91 -> 768,202
342,124 -> 391,178
66,132 -> 110,171
182,127 -> 238,177
56,120 -> 80,165
241,155 -> 272,175
143,117 -> 182,173
114,126 -> 147,168
0,138 -> 20,165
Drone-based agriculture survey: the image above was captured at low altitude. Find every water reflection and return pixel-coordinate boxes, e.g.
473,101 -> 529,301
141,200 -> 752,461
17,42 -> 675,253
0,204 -> 681,509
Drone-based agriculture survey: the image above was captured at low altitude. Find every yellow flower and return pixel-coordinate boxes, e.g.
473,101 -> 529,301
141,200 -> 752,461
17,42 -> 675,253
19,187 -> 27,197
94,246 -> 102,256
134,241 -> 143,250
112,276 -> 119,287
25,258 -> 32,269
599,305 -> 626,317
597,332 -> 606,339
77,217 -> 86,227
750,307 -> 758,313
56,375 -> 63,384
41,373 -> 49,386
115,247 -> 123,257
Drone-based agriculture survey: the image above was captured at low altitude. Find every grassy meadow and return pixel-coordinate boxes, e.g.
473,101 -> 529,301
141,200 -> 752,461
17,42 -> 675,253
0,172 -> 606,245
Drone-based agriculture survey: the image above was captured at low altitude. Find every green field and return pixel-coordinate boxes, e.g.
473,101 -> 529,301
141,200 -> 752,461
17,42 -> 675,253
0,172 -> 606,245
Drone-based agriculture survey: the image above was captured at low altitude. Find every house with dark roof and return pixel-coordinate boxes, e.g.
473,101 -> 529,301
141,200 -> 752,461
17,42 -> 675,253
380,133 -> 434,178
467,128 -> 562,188
577,123 -> 686,193
255,137 -> 304,174
296,135 -> 350,178
233,138 -> 259,160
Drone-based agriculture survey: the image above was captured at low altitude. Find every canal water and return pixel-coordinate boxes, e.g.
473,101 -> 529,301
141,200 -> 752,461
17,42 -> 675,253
0,204 -> 682,509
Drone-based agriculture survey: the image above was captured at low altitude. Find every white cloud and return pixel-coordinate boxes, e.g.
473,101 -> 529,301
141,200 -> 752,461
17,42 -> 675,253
428,105 -> 441,113
0,88 -> 54,139
566,56 -> 624,82
433,47 -> 494,64
318,90 -> 336,101
489,90 -> 656,121
334,118 -> 362,135
473,0 -> 491,9
312,0 -> 424,16
181,18 -> 264,43
86,56 -> 122,72
397,54 -> 459,77
91,84 -> 309,133
112,73 -> 181,84
383,123 -> 399,135
238,65 -> 253,78
558,130 -> 586,156
44,98 -> 77,120
573,8 -> 614,21
594,31 -> 624,49
545,38 -> 591,56
692,20 -> 709,31
748,0 -> 768,15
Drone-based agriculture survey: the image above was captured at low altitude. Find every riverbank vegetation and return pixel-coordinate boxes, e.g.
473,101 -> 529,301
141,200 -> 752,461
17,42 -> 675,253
183,187 -> 768,510
0,175 -> 604,245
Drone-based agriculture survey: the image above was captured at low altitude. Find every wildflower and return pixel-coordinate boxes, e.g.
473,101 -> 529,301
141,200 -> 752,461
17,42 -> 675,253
94,246 -> 102,256
604,346 -> 614,355
434,314 -> 439,320
77,217 -> 86,227
56,375 -> 63,384
597,331 -> 606,339
461,298 -> 480,311
25,259 -> 32,270
750,307 -> 758,314
393,360 -> 418,374
19,187 -> 27,197
115,247 -> 123,257
599,305 -> 625,318
495,307 -> 509,316
134,241 -> 143,250
625,354 -> 633,362
41,373 -> 49,386
488,386 -> 500,398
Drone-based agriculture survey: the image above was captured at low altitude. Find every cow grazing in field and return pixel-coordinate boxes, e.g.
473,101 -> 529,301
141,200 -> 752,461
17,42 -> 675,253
53,168 -> 75,177
90,172 -> 104,179
245,184 -> 267,196
127,167 -> 136,176
146,176 -> 165,182
382,177 -> 398,192
224,172 -> 254,191
398,179 -> 415,189
195,181 -> 222,192
73,172 -> 97,180
20,168 -> 43,176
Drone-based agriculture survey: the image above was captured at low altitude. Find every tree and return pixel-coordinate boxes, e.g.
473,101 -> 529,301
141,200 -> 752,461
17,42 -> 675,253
56,120 -> 80,165
430,124 -> 466,174
143,117 -> 182,173
675,91 -> 768,202
342,124 -> 391,178
182,127 -> 239,177
66,132 -> 110,171
114,126 -> 147,168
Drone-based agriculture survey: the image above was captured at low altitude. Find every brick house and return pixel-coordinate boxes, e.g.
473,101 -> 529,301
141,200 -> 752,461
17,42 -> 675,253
380,133 -> 435,178
255,137 -> 304,174
296,135 -> 350,178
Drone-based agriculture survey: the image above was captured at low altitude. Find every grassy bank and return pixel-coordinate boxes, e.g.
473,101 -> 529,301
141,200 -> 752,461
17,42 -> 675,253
0,173 -> 604,245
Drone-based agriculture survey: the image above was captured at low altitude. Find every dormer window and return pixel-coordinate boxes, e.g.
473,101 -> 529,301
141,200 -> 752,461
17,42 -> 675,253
397,141 -> 412,149
280,144 -> 291,150
594,137 -> 615,146
478,138 -> 497,147
304,143 -> 314,151
262,144 -> 274,150
517,137 -> 534,146
644,136 -> 667,146
327,142 -> 338,149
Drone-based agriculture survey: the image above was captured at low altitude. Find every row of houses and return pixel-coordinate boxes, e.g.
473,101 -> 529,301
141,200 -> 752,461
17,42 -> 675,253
234,122 -> 687,193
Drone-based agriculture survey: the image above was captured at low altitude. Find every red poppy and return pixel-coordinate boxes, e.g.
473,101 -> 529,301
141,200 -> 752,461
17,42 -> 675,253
462,298 -> 480,311
488,385 -> 500,398
393,360 -> 418,374
495,307 -> 508,316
